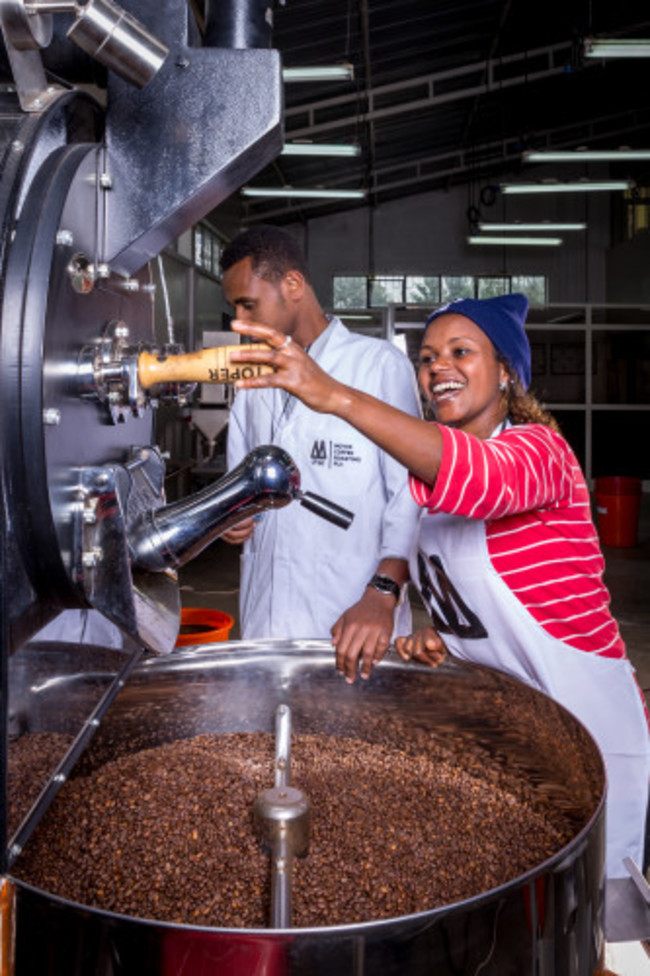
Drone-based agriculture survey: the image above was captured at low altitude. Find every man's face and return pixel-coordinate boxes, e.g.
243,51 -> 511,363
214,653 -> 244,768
222,256 -> 296,336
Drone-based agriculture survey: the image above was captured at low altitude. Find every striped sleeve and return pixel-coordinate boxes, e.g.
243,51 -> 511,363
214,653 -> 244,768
410,423 -> 578,519
410,424 -> 627,660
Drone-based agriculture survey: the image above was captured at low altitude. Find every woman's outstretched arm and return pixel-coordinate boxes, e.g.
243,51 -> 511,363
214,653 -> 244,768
229,318 -> 443,485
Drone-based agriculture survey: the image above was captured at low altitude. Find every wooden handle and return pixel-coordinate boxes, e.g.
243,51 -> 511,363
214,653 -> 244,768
138,344 -> 274,388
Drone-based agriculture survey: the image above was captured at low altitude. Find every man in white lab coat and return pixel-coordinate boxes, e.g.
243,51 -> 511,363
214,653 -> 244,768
219,225 -> 421,682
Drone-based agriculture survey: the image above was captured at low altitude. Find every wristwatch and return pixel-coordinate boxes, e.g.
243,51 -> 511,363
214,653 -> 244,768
368,573 -> 401,602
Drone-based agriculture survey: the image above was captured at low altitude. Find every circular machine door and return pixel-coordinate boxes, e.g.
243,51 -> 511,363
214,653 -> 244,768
10,641 -> 606,976
0,91 -> 179,651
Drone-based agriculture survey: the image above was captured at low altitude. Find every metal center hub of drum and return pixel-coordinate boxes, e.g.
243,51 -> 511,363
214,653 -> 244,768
253,704 -> 311,928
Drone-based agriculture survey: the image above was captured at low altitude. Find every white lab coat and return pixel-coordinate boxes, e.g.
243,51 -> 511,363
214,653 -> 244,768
227,316 -> 422,639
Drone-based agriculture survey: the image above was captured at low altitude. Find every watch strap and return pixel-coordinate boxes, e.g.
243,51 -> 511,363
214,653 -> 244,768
368,573 -> 401,602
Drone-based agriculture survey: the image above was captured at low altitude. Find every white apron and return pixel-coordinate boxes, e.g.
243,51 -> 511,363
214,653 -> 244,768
410,508 -> 650,880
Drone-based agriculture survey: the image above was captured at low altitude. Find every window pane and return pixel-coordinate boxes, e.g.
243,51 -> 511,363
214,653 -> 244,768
478,277 -> 510,299
211,237 -> 221,277
369,276 -> 404,307
405,276 -> 440,305
177,229 -> 192,261
193,227 -> 203,267
512,275 -> 546,305
441,276 -> 473,301
624,186 -> 650,240
202,233 -> 212,271
333,276 -> 367,309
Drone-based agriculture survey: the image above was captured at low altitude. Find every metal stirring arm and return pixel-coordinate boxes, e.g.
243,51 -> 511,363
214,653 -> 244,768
253,704 -> 311,928
128,445 -> 354,572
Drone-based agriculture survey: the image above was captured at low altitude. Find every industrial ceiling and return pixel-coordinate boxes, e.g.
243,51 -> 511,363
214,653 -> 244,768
234,0 -> 650,226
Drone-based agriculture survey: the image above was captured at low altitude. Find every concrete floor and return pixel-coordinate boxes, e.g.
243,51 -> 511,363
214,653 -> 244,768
178,495 -> 650,712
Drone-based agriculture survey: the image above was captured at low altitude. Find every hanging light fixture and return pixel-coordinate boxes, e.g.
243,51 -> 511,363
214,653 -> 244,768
523,149 -> 650,163
584,38 -> 650,59
500,179 -> 635,195
281,143 -> 361,157
478,221 -> 586,232
468,236 -> 563,246
282,64 -> 354,82
241,187 -> 366,200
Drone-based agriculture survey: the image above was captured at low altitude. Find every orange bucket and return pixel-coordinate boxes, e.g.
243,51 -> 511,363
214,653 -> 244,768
175,608 -> 234,647
594,476 -> 642,548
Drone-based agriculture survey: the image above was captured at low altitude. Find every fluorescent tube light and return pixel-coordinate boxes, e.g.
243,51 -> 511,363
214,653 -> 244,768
478,222 -> 586,232
500,180 -> 635,195
584,38 -> 650,59
281,143 -> 361,157
282,64 -> 354,82
468,236 -> 563,246
241,186 -> 366,200
523,149 -> 650,162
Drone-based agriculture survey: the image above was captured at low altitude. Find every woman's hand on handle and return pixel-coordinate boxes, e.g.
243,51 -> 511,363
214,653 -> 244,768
229,318 -> 445,494
229,320 -> 346,415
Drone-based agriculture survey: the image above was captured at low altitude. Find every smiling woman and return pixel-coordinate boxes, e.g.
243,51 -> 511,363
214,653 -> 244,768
229,291 -> 650,885
416,315 -> 508,437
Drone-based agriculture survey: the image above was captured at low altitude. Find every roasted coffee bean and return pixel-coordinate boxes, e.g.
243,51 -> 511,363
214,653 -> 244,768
13,731 -> 577,928
7,732 -> 73,836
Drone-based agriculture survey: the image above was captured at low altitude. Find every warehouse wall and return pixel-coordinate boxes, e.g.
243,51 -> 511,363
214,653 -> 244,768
199,185 -> 650,482
283,183 -> 614,309
607,234 -> 650,304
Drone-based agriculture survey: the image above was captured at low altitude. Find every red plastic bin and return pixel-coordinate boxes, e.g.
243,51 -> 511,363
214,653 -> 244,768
594,476 -> 642,548
175,607 -> 234,647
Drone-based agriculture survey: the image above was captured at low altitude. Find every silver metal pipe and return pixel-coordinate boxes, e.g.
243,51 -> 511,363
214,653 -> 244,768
156,254 -> 175,346
24,1 -> 75,13
274,703 -> 291,789
270,827 -> 292,929
128,445 -> 354,573
128,445 -> 301,572
253,704 -> 311,928
67,0 -> 168,88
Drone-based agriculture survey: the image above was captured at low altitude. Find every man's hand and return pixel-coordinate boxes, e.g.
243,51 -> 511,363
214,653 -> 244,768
220,517 -> 256,545
394,627 -> 447,668
331,589 -> 396,684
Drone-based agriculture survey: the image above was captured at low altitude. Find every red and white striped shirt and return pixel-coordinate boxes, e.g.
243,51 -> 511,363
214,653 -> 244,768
410,423 -> 626,660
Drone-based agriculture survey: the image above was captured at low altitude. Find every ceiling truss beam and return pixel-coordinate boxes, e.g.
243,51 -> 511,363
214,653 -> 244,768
285,40 -> 577,139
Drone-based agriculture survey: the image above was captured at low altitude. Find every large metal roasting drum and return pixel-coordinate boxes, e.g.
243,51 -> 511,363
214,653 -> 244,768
8,640 -> 605,975
0,0 -> 607,972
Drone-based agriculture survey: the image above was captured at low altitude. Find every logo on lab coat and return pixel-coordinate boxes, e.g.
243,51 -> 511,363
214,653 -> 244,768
311,440 -> 328,461
310,440 -> 362,467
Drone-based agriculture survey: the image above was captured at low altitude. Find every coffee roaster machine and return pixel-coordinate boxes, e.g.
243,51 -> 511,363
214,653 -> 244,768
0,0 -> 609,972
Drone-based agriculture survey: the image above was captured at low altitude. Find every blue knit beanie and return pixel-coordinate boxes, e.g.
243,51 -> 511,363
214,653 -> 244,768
425,293 -> 531,390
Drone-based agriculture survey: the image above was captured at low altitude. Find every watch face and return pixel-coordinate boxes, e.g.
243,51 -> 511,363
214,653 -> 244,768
370,574 -> 400,599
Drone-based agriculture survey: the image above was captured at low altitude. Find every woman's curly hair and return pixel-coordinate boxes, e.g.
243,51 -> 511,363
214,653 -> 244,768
497,353 -> 560,432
